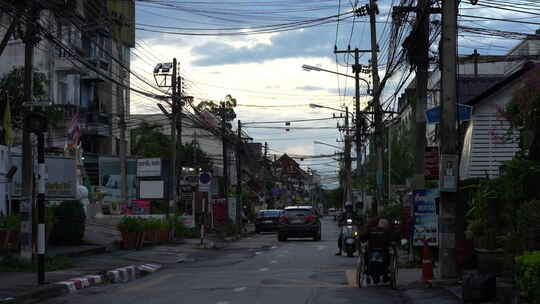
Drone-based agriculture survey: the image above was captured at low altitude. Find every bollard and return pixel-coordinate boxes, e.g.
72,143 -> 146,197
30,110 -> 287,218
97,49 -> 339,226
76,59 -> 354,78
421,240 -> 434,281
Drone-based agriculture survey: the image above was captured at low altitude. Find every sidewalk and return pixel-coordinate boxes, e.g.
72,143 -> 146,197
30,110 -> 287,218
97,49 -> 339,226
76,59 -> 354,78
398,268 -> 461,304
0,220 -> 257,303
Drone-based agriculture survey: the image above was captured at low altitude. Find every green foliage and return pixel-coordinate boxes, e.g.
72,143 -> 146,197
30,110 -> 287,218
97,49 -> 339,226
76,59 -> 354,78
130,122 -> 213,170
0,215 -> 20,229
117,217 -> 145,233
466,156 -> 540,251
223,219 -> 240,236
130,122 -> 172,158
117,217 -> 178,233
0,255 -> 74,272
195,94 -> 237,123
502,68 -> 540,161
50,200 -> 86,245
515,251 -> 540,303
0,67 -> 47,130
379,202 -> 402,222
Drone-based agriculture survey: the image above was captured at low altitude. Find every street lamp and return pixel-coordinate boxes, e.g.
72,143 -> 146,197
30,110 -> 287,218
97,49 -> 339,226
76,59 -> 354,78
302,64 -> 371,94
314,140 -> 343,150
309,103 -> 346,113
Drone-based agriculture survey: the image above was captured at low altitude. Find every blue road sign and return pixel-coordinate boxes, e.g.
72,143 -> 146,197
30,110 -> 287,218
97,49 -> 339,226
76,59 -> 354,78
425,104 -> 473,124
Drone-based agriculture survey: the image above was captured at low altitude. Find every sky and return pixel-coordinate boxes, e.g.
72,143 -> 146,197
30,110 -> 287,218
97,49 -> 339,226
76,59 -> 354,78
128,0 -> 539,188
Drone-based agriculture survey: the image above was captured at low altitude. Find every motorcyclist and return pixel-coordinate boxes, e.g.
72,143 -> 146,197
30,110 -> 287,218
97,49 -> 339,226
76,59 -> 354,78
359,218 -> 398,283
335,201 -> 362,256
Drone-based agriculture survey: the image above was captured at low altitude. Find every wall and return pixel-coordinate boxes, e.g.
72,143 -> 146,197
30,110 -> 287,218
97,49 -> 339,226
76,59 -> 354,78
460,79 -> 521,180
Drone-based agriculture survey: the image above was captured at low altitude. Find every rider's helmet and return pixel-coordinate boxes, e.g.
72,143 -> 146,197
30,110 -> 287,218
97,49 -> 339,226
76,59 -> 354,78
344,201 -> 353,212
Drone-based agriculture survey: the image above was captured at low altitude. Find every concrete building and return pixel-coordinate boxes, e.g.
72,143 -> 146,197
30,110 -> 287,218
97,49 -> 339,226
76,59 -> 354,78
0,0 -> 135,156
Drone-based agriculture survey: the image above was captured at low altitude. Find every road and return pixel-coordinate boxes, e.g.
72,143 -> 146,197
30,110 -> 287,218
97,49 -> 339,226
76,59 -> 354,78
44,218 -> 405,304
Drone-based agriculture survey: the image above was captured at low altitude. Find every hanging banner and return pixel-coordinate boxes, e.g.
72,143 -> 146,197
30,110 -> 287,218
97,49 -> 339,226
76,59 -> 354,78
413,188 -> 439,247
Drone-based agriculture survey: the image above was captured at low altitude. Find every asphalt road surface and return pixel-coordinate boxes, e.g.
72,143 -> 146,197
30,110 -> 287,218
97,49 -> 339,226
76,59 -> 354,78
44,218 -> 405,304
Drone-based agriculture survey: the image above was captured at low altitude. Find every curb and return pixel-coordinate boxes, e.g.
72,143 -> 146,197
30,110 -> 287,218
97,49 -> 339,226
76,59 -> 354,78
10,262 -> 164,302
56,274 -> 105,293
106,266 -> 137,283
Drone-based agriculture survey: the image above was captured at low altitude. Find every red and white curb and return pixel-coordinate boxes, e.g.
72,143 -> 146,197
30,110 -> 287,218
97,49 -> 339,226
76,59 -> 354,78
107,265 -> 137,283
137,263 -> 162,274
52,263 -> 163,294
55,274 -> 104,292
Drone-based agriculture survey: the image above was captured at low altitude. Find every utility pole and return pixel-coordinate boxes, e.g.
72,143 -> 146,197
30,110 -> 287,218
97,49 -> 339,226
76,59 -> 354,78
221,103 -> 229,218
177,76 -> 183,212
414,0 -> 430,195
236,120 -> 242,231
439,0 -> 459,279
264,142 -> 268,160
344,107 -> 352,205
21,4 -> 40,262
169,58 -> 178,217
369,0 -> 383,215
119,82 -> 128,209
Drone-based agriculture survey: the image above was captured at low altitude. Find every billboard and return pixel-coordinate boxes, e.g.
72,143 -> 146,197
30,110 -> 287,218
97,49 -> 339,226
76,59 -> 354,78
413,188 -> 439,247
99,157 -> 137,204
11,155 -> 76,200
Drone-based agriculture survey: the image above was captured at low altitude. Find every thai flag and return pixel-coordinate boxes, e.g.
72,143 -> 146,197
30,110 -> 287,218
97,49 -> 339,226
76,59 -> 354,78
66,112 -> 81,148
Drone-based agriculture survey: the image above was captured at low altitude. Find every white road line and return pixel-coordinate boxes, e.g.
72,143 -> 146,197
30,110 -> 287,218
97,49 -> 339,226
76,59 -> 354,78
259,268 -> 269,272
233,287 -> 247,292
270,260 -> 278,264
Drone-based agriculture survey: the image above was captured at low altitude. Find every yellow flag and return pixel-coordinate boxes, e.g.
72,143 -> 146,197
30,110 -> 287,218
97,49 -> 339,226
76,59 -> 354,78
3,101 -> 13,146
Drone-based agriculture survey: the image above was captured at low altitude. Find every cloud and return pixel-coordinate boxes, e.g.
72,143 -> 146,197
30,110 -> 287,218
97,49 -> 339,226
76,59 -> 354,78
295,85 -> 325,91
190,28 -> 335,66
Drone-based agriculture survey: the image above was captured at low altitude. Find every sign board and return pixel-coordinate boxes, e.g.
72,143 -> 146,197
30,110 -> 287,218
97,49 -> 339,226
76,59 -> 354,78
228,197 -> 237,223
137,158 -> 161,177
139,180 -> 165,199
425,104 -> 473,124
178,215 -> 195,229
99,157 -> 137,204
425,147 -> 439,180
182,175 -> 199,186
413,189 -> 439,247
122,200 -> 150,215
440,154 -> 458,192
199,172 -> 211,192
11,155 -> 76,199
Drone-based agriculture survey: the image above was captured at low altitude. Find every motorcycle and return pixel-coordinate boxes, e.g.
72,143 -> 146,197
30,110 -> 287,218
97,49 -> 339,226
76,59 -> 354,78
341,218 -> 358,257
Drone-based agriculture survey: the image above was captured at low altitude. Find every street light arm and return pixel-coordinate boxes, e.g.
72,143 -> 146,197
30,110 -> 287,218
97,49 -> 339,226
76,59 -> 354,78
314,140 -> 344,150
302,65 -> 371,92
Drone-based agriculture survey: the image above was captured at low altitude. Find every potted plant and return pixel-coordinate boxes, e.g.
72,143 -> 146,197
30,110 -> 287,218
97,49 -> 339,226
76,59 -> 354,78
466,178 -> 506,274
117,217 -> 143,249
0,215 -> 20,250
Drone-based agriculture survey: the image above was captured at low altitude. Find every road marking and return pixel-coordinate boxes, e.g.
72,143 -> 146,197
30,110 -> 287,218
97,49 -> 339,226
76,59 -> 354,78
216,301 -> 230,304
270,260 -> 278,264
233,287 -> 247,292
345,269 -> 358,287
255,251 -> 262,255
259,268 -> 269,272
315,245 -> 327,251
271,246 -> 278,249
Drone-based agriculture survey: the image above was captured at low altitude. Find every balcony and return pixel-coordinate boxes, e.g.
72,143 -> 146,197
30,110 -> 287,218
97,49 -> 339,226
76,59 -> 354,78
81,56 -> 111,81
55,55 -> 84,74
81,112 -> 111,137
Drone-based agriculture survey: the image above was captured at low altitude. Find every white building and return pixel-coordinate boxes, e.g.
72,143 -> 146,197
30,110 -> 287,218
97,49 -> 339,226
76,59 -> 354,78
0,1 -> 135,156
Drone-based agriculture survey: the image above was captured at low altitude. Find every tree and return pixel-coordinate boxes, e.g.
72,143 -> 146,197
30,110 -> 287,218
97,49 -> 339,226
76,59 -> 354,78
130,122 -> 171,158
195,94 -> 237,128
502,67 -> 540,161
130,121 -> 213,170
0,67 -> 47,130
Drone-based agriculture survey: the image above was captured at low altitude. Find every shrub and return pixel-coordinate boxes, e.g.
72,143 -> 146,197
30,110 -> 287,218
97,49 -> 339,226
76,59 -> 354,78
0,215 -> 20,229
117,217 -> 145,233
50,200 -> 86,245
515,251 -> 540,303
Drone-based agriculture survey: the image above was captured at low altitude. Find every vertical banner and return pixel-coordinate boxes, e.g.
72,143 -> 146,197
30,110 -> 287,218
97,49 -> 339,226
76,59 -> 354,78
228,197 -> 237,223
413,188 -> 439,246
